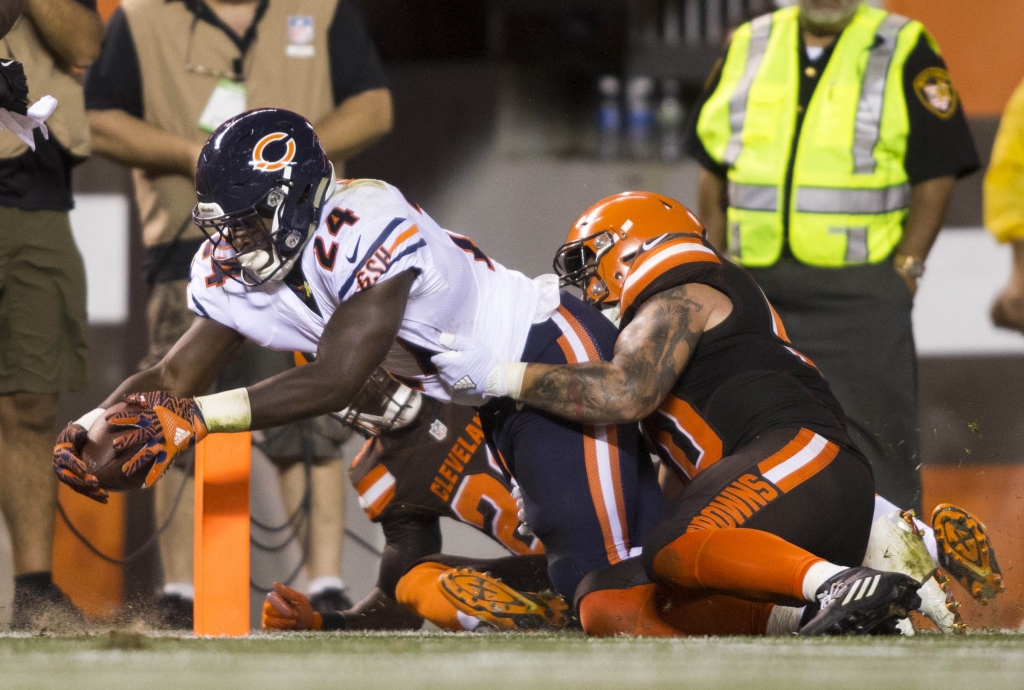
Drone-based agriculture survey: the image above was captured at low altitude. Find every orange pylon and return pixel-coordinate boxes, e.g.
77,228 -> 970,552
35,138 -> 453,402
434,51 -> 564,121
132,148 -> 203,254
193,432 -> 251,636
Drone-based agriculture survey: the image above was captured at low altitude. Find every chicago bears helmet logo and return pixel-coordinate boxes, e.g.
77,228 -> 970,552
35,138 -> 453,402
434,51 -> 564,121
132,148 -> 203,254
251,133 -> 296,172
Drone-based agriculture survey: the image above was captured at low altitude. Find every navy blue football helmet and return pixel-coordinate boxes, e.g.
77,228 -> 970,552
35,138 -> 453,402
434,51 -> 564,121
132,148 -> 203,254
192,109 -> 335,285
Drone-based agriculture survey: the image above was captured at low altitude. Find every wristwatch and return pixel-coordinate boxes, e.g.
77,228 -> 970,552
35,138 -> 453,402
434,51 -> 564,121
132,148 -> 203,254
893,253 -> 925,280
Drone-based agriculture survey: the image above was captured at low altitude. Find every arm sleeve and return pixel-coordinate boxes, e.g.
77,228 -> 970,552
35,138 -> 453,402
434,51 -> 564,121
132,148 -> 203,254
327,0 -> 388,106
984,78 -> 1024,242
684,52 -> 729,178
376,513 -> 442,598
83,7 -> 144,118
902,33 -> 981,184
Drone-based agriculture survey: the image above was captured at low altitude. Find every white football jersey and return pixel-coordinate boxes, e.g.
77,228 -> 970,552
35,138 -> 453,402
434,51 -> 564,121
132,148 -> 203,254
187,179 -> 558,401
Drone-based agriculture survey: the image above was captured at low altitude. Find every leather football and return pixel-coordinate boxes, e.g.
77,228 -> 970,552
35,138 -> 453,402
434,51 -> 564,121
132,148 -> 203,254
81,402 -> 150,492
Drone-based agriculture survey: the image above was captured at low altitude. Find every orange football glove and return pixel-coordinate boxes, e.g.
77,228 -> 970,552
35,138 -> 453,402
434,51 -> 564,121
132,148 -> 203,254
52,423 -> 109,504
106,391 -> 209,488
262,582 -> 323,631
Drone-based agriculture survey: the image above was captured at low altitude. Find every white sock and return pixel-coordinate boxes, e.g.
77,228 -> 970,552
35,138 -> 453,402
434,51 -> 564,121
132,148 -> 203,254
455,610 -> 482,631
801,561 -> 849,602
163,582 -> 194,600
308,576 -> 346,597
766,605 -> 804,635
874,494 -> 938,562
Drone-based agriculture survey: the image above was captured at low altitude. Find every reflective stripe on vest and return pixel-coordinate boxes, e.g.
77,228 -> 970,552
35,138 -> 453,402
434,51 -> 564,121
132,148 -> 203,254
795,183 -> 910,214
724,14 -> 774,166
853,14 -> 911,174
729,182 -> 779,211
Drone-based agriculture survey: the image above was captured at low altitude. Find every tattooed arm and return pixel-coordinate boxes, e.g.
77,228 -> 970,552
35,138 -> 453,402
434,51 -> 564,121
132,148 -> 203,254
516,283 -> 733,425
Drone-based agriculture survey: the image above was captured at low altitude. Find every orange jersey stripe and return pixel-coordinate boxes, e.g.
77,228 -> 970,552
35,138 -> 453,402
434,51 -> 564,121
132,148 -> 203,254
387,224 -> 420,254
650,424 -> 699,479
757,428 -> 817,474
355,464 -> 397,520
555,305 -> 601,361
773,441 -> 838,493
767,303 -> 790,343
602,423 -> 629,558
758,289 -> 820,371
757,428 -> 839,494
582,426 -> 623,563
355,463 -> 389,495
551,308 -> 630,563
649,396 -> 723,482
785,345 -> 820,372
351,437 -> 374,469
620,239 -> 721,314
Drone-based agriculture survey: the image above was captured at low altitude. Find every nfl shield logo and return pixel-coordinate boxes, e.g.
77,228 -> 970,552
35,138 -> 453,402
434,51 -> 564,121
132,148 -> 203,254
288,16 -> 314,45
429,419 -> 448,442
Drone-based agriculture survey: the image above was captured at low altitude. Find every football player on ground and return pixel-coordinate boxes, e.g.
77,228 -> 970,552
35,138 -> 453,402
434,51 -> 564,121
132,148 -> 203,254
263,369 -> 822,637
429,192 -> 943,635
52,108 -> 668,617
265,370 -> 837,636
261,369 -> 567,633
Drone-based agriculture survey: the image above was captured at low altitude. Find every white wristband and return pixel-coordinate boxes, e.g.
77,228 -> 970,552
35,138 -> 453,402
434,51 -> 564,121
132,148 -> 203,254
195,388 -> 252,433
74,408 -> 105,430
503,362 -> 527,400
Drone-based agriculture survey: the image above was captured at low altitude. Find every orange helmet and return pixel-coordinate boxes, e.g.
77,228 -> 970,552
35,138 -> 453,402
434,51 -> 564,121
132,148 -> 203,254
554,191 -> 704,306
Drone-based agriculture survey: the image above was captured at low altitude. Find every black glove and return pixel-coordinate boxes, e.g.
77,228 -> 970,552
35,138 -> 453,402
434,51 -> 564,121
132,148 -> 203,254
0,59 -> 29,115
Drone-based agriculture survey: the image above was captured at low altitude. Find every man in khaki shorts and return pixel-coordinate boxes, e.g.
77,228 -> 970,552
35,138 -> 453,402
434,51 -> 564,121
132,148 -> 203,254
84,0 -> 393,626
0,0 -> 102,630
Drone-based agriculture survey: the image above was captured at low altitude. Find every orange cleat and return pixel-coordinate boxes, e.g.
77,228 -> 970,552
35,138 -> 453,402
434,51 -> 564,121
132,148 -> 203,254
438,568 -> 570,631
932,504 -> 1004,604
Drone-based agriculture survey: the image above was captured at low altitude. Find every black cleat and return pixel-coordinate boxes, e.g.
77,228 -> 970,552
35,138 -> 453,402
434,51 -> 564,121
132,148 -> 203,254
150,593 -> 194,630
309,587 -> 353,616
11,575 -> 86,632
799,567 -> 922,636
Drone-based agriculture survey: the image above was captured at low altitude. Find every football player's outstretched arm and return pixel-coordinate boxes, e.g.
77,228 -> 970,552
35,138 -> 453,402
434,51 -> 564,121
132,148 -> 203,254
52,316 -> 245,502
244,269 -> 417,429
517,283 -> 732,425
99,316 -> 246,407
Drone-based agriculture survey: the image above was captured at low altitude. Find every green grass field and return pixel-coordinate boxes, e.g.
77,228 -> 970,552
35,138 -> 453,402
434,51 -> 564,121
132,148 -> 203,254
2,631 -> 1024,690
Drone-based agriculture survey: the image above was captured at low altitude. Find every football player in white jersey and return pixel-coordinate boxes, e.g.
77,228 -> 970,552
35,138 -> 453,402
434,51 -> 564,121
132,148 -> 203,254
52,108 -> 666,604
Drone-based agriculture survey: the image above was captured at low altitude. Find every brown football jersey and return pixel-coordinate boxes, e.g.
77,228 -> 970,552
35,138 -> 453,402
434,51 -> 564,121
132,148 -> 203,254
349,396 -> 543,556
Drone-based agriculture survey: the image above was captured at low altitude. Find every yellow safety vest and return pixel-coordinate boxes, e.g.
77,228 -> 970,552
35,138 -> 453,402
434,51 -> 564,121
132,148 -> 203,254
697,5 -> 925,267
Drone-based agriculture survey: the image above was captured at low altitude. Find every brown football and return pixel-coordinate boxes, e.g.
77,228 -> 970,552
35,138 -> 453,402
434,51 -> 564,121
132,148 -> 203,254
81,402 -> 151,492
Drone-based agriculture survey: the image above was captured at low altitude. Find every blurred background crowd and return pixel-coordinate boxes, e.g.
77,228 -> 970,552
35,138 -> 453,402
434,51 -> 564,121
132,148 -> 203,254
1,0 -> 1024,633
